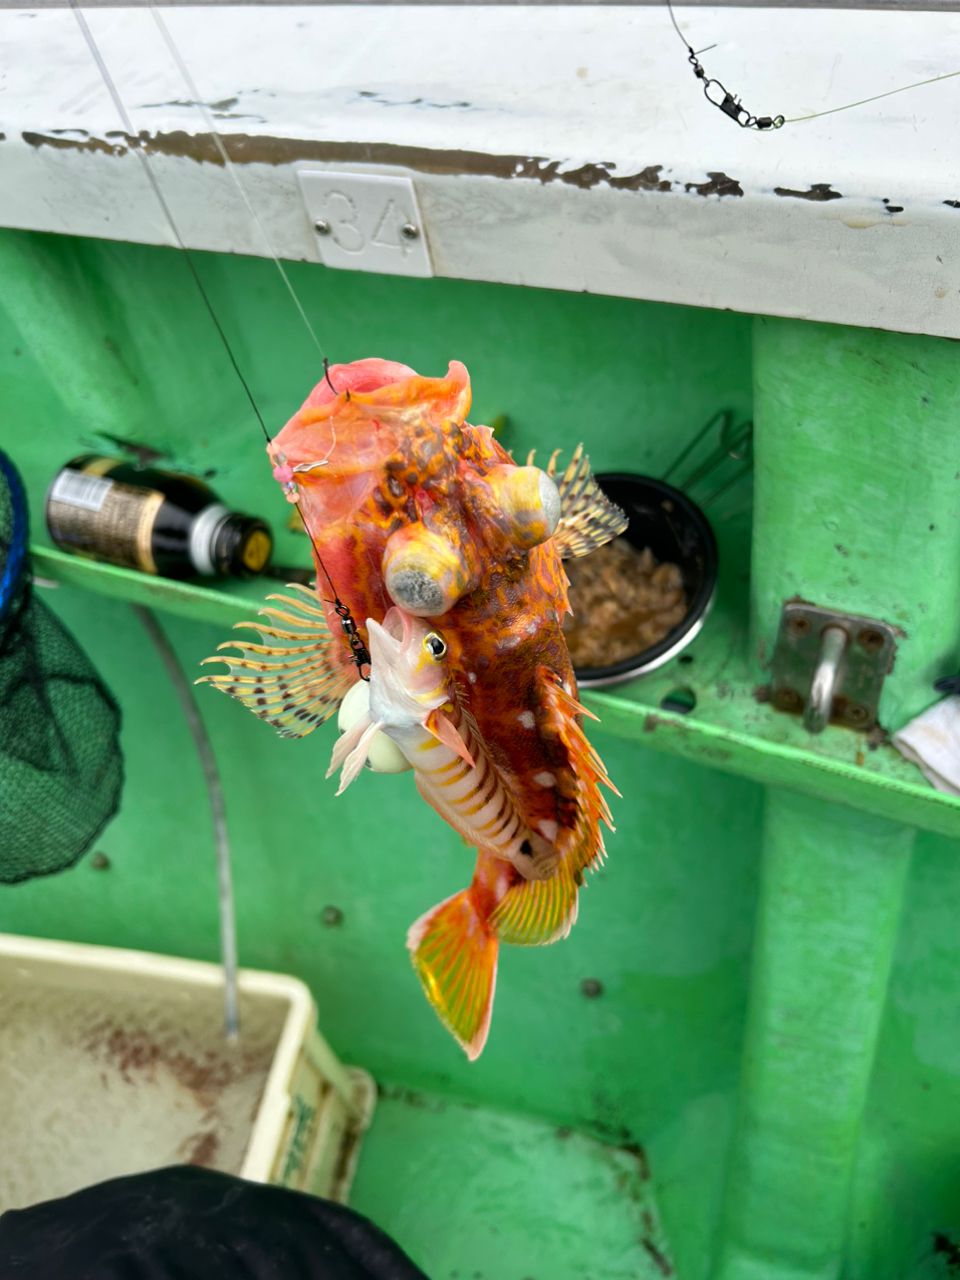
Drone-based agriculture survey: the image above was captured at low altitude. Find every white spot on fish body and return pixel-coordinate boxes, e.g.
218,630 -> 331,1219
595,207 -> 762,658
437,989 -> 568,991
534,771 -> 556,787
518,711 -> 535,729
525,619 -> 538,635
468,672 -> 477,683
538,819 -> 559,842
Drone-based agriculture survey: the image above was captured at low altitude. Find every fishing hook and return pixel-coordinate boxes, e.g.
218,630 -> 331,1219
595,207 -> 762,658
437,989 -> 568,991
324,356 -> 350,401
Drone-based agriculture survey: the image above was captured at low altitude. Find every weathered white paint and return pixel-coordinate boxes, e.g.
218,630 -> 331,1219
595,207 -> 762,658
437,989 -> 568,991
0,5 -> 958,337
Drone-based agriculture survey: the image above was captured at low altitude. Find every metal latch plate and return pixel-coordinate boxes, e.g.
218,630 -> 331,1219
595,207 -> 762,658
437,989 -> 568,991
770,602 -> 898,731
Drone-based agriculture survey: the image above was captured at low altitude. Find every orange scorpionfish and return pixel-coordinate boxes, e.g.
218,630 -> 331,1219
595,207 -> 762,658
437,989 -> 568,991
200,358 -> 626,1058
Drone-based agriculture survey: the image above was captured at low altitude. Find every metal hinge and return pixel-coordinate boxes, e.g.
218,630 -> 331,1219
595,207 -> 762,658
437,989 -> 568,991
770,602 -> 898,734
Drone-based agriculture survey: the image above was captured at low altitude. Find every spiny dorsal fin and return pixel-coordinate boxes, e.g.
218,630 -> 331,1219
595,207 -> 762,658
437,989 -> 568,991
528,444 -> 628,559
196,581 -> 353,739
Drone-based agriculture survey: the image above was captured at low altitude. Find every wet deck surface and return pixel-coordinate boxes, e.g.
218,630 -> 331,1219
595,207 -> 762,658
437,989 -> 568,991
352,1087 -> 673,1280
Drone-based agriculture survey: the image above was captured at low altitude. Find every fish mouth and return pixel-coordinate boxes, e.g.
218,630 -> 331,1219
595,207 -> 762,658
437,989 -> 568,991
366,607 -> 411,664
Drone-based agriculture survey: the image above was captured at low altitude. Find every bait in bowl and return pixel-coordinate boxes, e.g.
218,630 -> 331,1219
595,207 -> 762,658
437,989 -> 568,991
566,474 -> 718,689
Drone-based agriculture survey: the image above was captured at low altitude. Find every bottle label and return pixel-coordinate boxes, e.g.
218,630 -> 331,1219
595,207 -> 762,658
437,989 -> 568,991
49,470 -> 113,512
47,469 -> 165,574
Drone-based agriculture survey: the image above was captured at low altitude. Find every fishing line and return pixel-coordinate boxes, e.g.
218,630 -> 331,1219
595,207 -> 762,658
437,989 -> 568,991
70,2 -> 270,438
148,5 -> 327,365
71,3 -> 370,675
664,0 -> 960,129
784,68 -> 960,123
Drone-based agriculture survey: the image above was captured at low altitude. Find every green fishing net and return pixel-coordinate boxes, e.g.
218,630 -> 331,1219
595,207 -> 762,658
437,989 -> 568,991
0,449 -> 123,884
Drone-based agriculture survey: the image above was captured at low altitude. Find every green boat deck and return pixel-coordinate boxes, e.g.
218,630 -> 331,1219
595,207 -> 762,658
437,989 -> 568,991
353,1088 -> 673,1280
3,229 -> 960,1278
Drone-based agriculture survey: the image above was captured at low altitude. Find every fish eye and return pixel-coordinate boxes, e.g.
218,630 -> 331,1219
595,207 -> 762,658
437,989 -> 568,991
424,632 -> 447,660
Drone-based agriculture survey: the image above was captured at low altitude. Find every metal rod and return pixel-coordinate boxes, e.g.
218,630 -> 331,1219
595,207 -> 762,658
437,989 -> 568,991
134,605 -> 240,1039
803,625 -> 847,734
661,410 -> 730,486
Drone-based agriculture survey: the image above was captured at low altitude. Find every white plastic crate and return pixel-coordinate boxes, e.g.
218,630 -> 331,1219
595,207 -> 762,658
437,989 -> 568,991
0,934 -> 375,1212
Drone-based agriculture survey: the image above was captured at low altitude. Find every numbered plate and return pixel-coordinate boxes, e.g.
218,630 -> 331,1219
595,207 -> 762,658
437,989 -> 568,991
298,171 -> 433,278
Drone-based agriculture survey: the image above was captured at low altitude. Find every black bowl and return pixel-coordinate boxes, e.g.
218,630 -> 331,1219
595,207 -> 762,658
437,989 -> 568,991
571,473 -> 719,688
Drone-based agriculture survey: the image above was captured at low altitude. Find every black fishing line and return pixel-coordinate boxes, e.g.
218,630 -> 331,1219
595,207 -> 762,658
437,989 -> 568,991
72,2 -> 370,677
664,0 -> 960,129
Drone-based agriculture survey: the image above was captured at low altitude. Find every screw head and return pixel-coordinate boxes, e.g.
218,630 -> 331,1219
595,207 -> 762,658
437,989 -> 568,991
788,615 -> 810,636
858,628 -> 885,653
314,219 -> 331,236
580,978 -> 603,999
775,688 -> 802,712
320,905 -> 344,927
400,223 -> 420,240
847,703 -> 870,726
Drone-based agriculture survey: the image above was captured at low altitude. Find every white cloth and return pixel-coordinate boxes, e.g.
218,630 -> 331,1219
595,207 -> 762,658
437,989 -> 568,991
893,696 -> 960,796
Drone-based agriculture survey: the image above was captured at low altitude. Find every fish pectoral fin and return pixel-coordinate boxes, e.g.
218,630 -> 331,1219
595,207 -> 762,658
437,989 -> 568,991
328,715 -> 383,795
528,443 -> 628,559
196,583 -> 354,738
407,886 -> 498,1062
490,859 -> 579,946
326,712 -> 370,779
425,708 -> 474,767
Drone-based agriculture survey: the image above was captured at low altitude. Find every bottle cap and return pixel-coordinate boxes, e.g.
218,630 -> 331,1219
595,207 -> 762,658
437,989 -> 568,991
213,514 -> 273,578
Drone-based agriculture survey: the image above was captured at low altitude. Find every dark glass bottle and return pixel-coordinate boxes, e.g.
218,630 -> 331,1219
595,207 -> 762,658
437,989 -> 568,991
46,455 -> 273,580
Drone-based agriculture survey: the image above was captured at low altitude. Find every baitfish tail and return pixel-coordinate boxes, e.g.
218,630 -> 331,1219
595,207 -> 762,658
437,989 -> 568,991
407,856 -> 581,1059
407,881 -> 499,1062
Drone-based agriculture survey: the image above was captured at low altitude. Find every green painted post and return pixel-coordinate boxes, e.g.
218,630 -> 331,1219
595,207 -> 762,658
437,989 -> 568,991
751,317 -> 960,731
715,791 -> 912,1280
715,318 -> 950,1278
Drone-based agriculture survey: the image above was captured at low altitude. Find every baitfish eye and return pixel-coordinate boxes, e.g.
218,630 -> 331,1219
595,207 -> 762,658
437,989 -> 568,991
424,633 -> 447,659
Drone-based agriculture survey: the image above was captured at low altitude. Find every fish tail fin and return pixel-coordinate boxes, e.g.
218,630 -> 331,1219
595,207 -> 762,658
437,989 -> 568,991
407,886 -> 498,1061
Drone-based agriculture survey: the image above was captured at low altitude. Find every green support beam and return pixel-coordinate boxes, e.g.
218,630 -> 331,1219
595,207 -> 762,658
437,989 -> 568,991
715,792 -> 912,1280
713,319 -> 958,1279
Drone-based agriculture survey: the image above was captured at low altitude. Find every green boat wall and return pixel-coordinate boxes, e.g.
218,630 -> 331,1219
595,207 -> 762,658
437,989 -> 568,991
3,228 -> 960,1280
